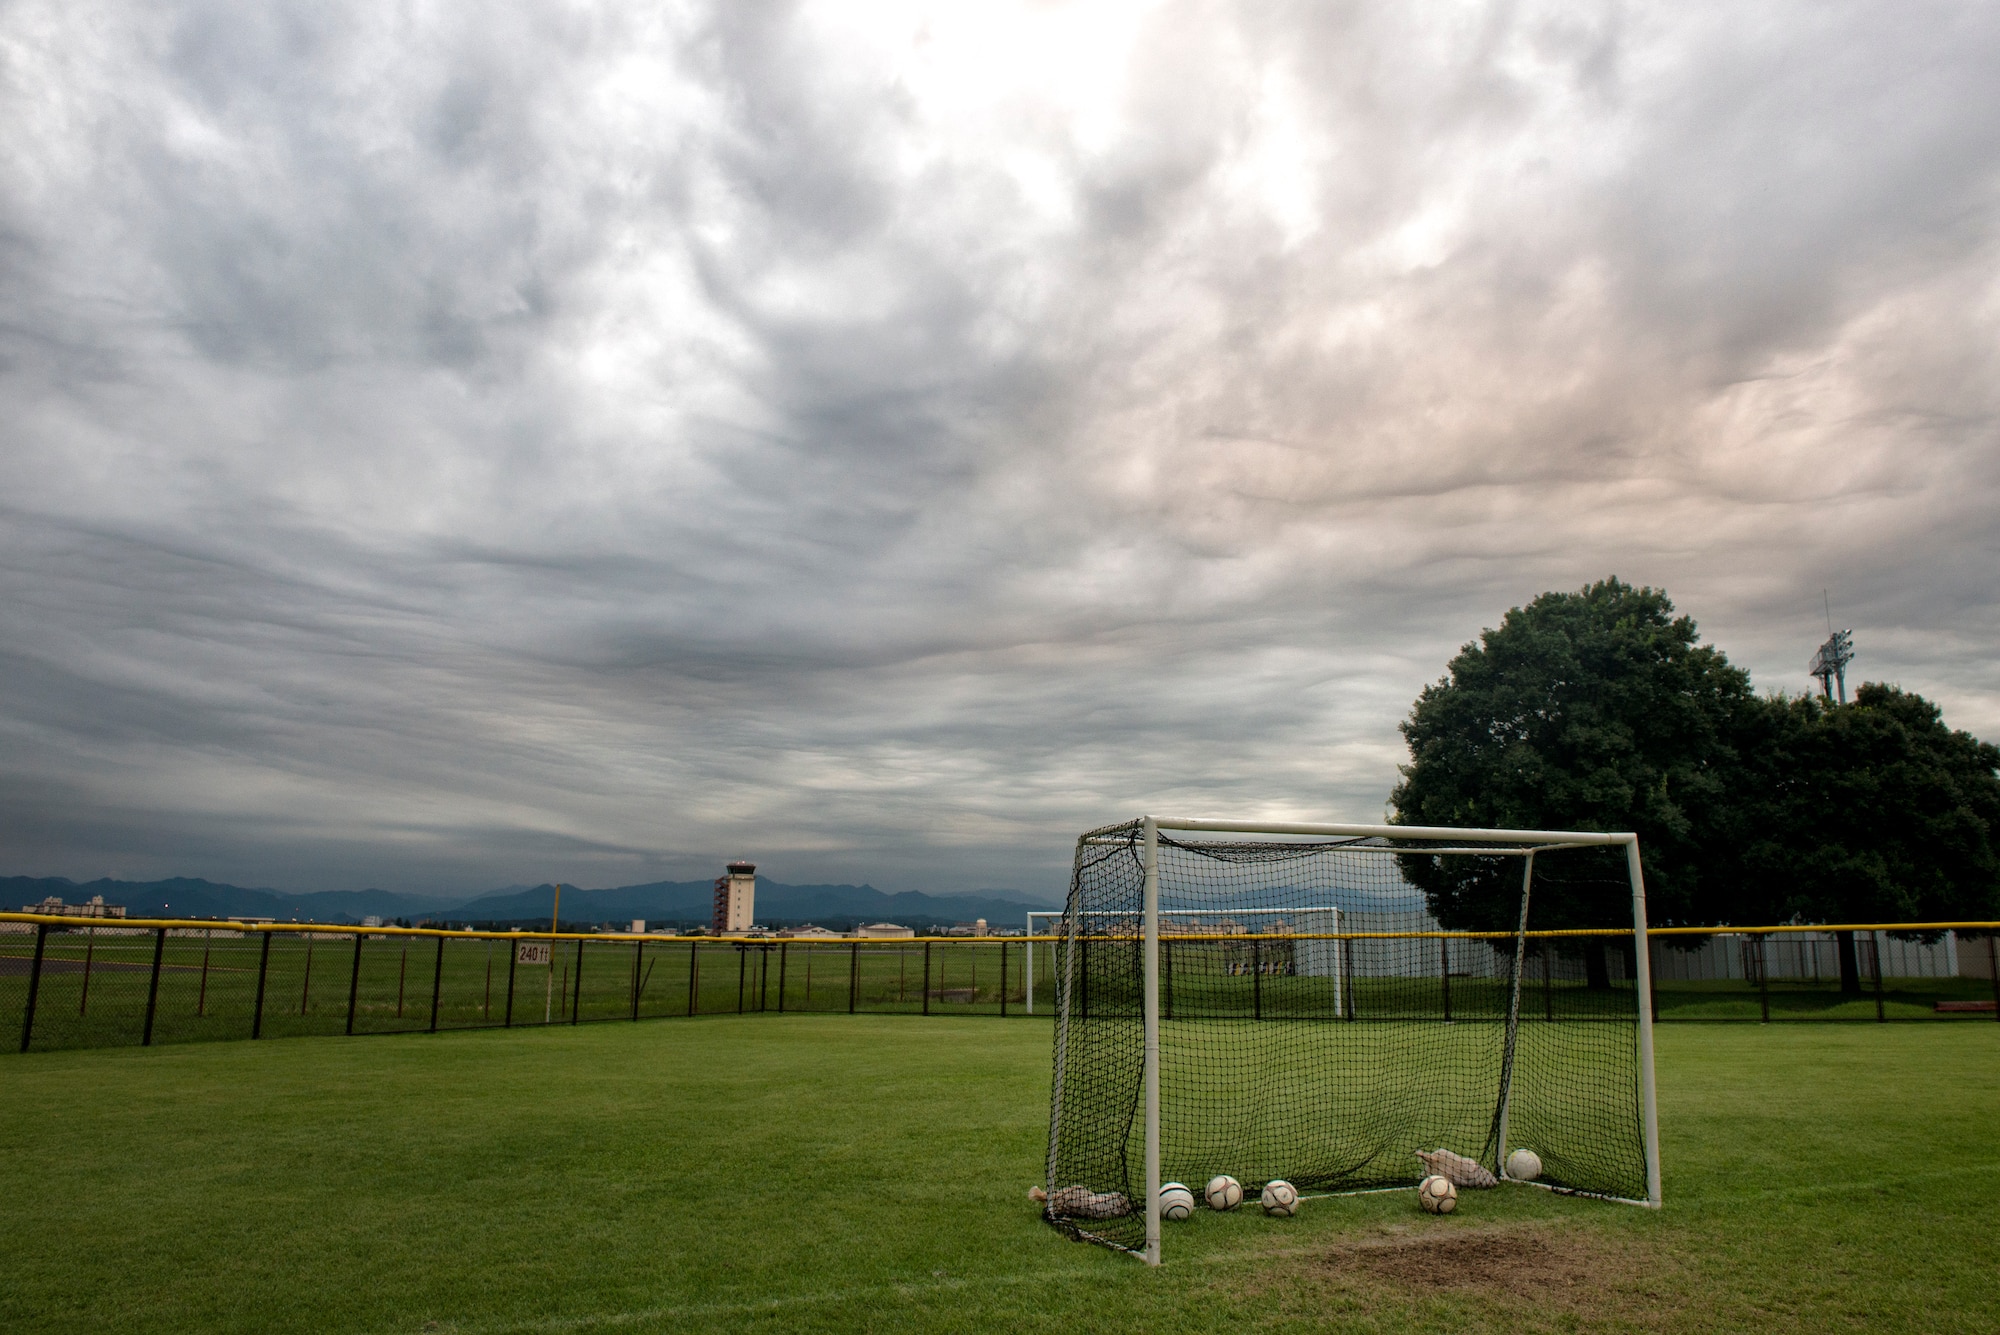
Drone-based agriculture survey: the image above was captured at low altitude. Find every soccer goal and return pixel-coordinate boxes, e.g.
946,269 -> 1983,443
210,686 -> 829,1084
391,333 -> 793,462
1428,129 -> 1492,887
1040,817 -> 1661,1264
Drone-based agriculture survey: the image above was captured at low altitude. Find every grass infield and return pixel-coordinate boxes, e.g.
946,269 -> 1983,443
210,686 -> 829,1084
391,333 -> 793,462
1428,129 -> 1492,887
2,1017 -> 1995,1333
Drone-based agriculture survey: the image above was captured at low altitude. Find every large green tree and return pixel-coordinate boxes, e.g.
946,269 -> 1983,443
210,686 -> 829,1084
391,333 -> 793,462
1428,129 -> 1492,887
1390,579 -> 1758,981
1391,579 -> 2000,994
1738,683 -> 2000,991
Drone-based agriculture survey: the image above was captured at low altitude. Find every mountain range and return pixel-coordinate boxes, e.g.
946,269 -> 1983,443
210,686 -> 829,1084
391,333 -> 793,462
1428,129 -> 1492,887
2,874 -> 1062,929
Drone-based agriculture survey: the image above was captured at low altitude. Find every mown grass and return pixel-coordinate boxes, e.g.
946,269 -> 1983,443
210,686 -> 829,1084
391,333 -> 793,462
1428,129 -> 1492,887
1,1016 -> 1995,1333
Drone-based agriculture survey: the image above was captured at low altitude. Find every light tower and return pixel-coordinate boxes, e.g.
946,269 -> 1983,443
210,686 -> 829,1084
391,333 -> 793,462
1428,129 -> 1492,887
1809,628 -> 1854,703
711,861 -> 756,934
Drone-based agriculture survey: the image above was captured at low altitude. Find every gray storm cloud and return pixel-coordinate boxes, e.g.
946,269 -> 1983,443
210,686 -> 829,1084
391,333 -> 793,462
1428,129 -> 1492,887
2,1 -> 1997,895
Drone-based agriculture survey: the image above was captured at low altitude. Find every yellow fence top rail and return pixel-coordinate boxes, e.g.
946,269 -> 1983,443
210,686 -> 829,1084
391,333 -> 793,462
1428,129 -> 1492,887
1018,923 -> 2000,943
0,912 -> 1044,944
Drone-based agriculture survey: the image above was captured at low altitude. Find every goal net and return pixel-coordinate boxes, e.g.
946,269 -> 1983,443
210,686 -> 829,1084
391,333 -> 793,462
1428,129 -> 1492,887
1041,818 -> 1661,1262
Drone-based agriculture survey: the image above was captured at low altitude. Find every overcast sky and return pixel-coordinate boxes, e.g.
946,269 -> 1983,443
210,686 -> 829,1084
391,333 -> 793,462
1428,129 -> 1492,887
3,1 -> 1997,898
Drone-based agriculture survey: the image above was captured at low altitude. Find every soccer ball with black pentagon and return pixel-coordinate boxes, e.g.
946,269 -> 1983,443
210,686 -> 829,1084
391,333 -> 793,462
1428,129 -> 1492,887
1204,1175 -> 1243,1211
1260,1180 -> 1299,1216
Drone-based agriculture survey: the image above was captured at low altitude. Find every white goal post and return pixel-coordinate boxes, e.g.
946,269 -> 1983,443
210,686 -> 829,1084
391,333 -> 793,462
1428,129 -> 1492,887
1041,816 -> 1662,1268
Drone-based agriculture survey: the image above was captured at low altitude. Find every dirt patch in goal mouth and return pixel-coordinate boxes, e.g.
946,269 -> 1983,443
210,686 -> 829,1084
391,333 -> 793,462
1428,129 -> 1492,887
1319,1222 -> 1654,1307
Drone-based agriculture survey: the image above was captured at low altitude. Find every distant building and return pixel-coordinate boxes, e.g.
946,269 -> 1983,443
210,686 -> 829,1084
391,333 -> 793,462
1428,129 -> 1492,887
712,861 -> 756,934
362,915 -> 383,928
943,919 -> 989,937
855,922 -> 915,939
776,924 -> 841,939
22,895 -> 126,919
630,919 -> 646,934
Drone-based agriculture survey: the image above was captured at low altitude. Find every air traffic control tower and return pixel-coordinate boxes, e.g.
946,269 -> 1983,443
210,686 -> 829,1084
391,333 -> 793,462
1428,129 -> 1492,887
712,861 -> 756,934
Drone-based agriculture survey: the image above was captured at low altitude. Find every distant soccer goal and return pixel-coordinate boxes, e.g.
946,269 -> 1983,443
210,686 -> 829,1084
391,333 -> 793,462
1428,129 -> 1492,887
1024,907 -> 1342,1015
1040,817 -> 1661,1264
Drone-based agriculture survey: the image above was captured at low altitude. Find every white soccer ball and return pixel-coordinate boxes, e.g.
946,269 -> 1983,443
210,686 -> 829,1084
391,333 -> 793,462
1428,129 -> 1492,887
1505,1148 -> 1543,1182
1417,1174 -> 1458,1215
1158,1182 -> 1195,1221
1260,1180 -> 1300,1217
1204,1174 -> 1244,1211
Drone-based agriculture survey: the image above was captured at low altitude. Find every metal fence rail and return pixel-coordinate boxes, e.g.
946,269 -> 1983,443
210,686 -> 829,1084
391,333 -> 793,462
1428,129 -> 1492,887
1642,925 -> 2000,1023
0,917 -> 1040,1054
2,914 -> 1995,1055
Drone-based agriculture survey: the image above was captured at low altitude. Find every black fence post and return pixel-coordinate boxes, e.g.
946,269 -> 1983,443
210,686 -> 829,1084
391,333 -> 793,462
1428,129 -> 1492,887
922,941 -> 931,1016
848,940 -> 859,1014
1253,938 -> 1263,1021
252,931 -> 272,1039
1342,936 -> 1356,1021
759,946 -> 770,1012
999,942 -> 1008,1017
79,929 -> 95,1017
1649,937 -> 1661,1023
1080,935 -> 1090,1019
429,934 -> 445,1032
19,921 -> 49,1053
1988,935 -> 1999,1023
347,932 -> 365,1035
141,926 -> 166,1046
688,941 -> 699,1016
738,945 -> 747,1014
196,932 -> 211,1019
1439,936 -> 1451,1022
505,939 -> 518,1027
571,938 -> 584,1024
1757,935 -> 1770,1024
778,942 -> 788,1013
632,942 -> 643,1021
1872,931 -> 1886,1022
300,940 -> 315,1017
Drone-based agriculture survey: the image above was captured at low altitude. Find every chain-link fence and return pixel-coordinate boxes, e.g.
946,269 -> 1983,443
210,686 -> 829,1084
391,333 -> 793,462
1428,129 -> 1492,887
3,916 -> 1996,1055
1645,926 -> 1999,1022
0,918 -> 1038,1053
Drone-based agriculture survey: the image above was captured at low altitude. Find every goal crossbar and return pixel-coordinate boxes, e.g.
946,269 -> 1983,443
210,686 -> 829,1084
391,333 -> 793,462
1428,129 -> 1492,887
1086,816 -> 1634,847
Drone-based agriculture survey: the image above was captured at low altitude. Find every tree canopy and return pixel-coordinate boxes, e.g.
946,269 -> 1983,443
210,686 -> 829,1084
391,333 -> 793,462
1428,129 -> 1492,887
1390,580 -> 2000,976
1390,578 -> 1755,930
1738,683 -> 2000,927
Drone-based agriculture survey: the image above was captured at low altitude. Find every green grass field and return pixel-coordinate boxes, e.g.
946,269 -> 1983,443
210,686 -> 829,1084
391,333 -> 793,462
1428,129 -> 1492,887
3,1015 -> 1996,1333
